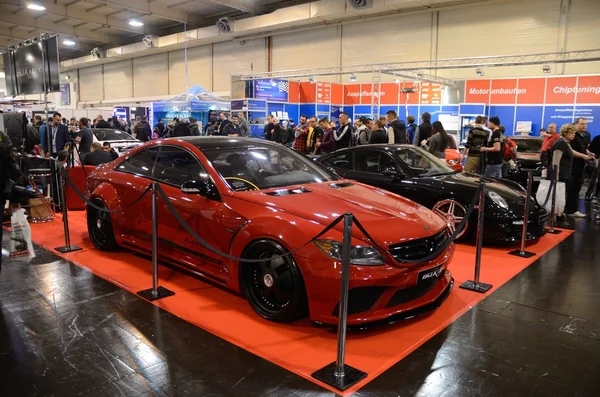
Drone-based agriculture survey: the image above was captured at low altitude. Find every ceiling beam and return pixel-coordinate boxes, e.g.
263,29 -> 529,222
0,26 -> 97,51
82,0 -> 211,25
0,8 -> 113,43
206,0 -> 268,14
0,0 -> 162,36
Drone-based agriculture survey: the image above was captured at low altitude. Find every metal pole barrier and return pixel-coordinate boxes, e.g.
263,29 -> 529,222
460,184 -> 493,293
312,213 -> 367,391
54,167 -> 82,253
138,182 -> 175,301
509,171 -> 536,258
547,165 -> 562,234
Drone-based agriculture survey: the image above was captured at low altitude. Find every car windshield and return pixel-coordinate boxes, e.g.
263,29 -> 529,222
514,138 -> 542,153
93,129 -> 137,141
201,144 -> 337,192
394,147 -> 455,177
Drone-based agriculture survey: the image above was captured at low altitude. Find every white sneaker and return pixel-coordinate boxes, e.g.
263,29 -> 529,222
570,211 -> 587,218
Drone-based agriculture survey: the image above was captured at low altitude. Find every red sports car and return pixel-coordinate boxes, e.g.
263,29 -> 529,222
85,137 -> 454,326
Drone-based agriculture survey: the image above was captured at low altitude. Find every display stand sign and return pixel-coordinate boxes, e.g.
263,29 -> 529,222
254,79 -> 289,102
60,83 -> 70,106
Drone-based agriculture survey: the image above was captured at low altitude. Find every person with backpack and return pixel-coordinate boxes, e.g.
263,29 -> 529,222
479,116 -> 504,178
500,125 -> 517,176
134,116 -> 149,142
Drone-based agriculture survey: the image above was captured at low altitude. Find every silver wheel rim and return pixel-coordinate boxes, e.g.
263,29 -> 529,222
433,199 -> 467,238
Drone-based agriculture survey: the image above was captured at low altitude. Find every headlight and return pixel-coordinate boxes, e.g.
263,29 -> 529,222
488,191 -> 509,209
314,239 -> 385,265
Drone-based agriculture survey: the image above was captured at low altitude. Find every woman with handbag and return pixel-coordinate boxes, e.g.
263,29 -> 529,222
548,124 -> 577,229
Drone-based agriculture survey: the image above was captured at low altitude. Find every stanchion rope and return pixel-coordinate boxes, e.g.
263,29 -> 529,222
156,182 -> 484,265
61,168 -> 153,213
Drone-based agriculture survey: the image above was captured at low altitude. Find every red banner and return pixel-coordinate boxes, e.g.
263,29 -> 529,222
419,82 -> 442,104
575,76 -> 600,104
545,77 -> 577,104
299,82 -> 316,103
359,83 -> 399,105
489,79 -> 518,104
399,82 -> 419,105
316,82 -> 331,104
516,78 -> 545,104
344,84 -> 361,105
288,81 -> 299,103
465,80 -> 491,103
331,83 -> 343,105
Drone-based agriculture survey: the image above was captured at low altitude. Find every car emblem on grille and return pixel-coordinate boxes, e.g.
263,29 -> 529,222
423,226 -> 430,230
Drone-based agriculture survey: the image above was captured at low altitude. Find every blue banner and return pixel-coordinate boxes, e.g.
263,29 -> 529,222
575,106 -> 600,137
230,100 -> 247,110
543,106 -> 575,128
254,79 -> 289,102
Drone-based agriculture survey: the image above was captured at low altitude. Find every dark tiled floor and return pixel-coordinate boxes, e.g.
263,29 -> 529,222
2,204 -> 600,396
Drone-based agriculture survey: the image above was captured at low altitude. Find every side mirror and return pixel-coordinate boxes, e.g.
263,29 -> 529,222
181,179 -> 220,201
382,169 -> 402,179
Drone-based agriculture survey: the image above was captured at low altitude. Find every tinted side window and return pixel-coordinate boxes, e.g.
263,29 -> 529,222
353,151 -> 397,174
116,147 -> 160,178
321,153 -> 351,170
153,146 -> 207,186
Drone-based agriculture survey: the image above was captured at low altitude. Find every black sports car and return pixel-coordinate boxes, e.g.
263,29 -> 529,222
317,145 -> 547,244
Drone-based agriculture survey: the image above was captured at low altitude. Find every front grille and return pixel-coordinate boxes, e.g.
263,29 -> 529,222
388,229 -> 448,263
386,273 -> 444,308
332,286 -> 387,316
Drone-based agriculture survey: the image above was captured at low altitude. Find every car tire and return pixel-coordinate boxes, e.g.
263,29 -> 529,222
240,240 -> 309,323
432,198 -> 473,241
87,198 -> 119,251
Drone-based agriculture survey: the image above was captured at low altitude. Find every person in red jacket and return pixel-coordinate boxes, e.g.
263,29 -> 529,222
541,123 -> 559,168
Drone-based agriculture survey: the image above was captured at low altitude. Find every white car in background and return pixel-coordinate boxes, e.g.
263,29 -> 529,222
90,128 -> 142,156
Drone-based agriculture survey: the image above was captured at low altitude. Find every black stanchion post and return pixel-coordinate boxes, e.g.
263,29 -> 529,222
54,167 -> 82,253
137,182 -> 175,301
312,213 -> 367,391
509,170 -> 536,258
460,184 -> 492,293
547,165 -> 562,234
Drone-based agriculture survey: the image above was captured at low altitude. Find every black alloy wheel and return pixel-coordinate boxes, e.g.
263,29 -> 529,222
240,240 -> 308,322
87,198 -> 119,251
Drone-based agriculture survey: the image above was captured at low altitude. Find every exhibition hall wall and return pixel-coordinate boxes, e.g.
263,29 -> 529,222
23,0 -> 600,106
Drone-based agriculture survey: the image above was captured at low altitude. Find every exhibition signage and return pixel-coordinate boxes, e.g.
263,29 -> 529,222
420,82 -> 442,105
516,78 -> 546,104
60,83 -> 70,106
254,79 -> 289,102
316,82 -> 331,104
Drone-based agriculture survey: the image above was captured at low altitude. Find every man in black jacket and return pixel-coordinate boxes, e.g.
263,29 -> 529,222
385,110 -> 407,144
154,118 -> 165,136
217,112 -> 230,136
83,142 -> 114,166
334,112 -> 353,151
77,117 -> 94,154
43,112 -> 70,157
94,115 -> 111,128
413,112 -> 433,146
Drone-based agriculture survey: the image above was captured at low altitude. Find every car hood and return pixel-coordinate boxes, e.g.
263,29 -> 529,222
435,172 -> 526,204
232,181 -> 446,246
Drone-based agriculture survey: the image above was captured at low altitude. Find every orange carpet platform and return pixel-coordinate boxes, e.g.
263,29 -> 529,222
29,212 -> 572,395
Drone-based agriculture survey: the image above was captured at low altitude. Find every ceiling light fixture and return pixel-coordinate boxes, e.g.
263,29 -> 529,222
476,68 -> 484,77
394,78 -> 400,84
308,77 -> 315,83
63,38 -> 76,46
349,73 -> 357,82
416,72 -> 424,79
128,18 -> 144,27
543,65 -> 551,74
26,1 -> 46,11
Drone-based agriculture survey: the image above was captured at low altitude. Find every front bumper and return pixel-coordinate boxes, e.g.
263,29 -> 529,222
298,243 -> 455,326
483,208 -> 547,244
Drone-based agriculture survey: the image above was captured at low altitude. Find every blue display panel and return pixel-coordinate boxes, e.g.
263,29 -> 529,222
299,104 -> 316,118
515,106 -> 544,136
543,106 -> 575,130
284,104 -> 299,124
268,102 -> 284,116
343,106 -> 354,120
420,105 -> 442,122
488,106 -> 515,136
317,104 -> 330,114
441,105 -> 459,116
459,103 -> 487,116
330,105 -> 342,123
248,99 -> 267,110
407,106 -> 420,122
254,79 -> 289,102
575,106 -> 600,137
